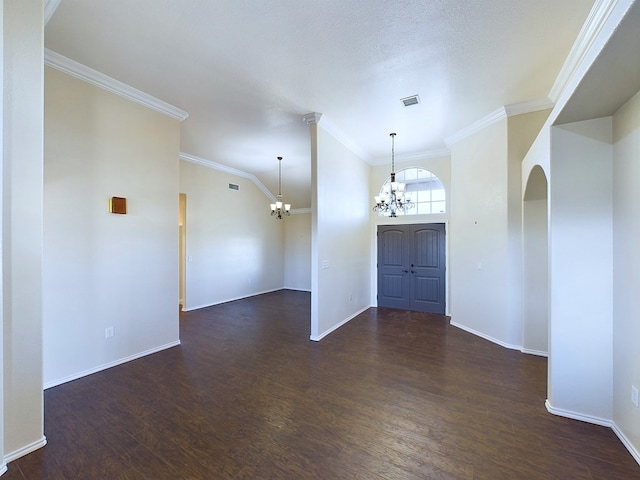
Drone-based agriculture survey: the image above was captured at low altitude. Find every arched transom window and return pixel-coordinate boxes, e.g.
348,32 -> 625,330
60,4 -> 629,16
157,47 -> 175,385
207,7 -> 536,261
379,168 -> 446,215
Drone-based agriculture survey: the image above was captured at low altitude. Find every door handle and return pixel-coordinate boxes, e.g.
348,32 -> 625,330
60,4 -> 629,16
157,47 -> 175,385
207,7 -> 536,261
402,269 -> 409,273
411,270 -> 416,274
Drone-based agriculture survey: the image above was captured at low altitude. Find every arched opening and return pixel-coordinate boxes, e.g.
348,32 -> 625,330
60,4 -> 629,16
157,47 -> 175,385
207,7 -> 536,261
377,168 -> 446,215
522,165 -> 548,355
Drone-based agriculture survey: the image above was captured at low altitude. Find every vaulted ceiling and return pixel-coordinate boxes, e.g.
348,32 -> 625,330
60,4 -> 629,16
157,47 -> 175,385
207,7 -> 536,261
44,0 -> 596,209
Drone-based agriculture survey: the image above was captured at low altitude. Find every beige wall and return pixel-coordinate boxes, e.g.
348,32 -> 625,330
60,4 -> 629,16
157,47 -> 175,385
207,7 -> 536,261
179,160 -> 285,310
284,213 -> 311,291
549,117 -> 613,421
3,0 -> 45,463
43,67 -> 181,387
612,89 -> 640,451
449,118 -> 513,344
311,124 -> 371,339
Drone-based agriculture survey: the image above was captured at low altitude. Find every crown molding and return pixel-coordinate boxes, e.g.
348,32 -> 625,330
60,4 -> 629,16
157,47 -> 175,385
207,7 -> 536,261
291,208 -> 311,215
504,97 -> 554,116
179,152 -> 276,202
44,0 -> 64,25
304,113 -> 372,161
444,97 -> 555,148
445,107 -> 507,147
548,0 -> 619,103
395,148 -> 451,163
302,112 -> 323,125
368,147 -> 451,166
44,49 -> 189,122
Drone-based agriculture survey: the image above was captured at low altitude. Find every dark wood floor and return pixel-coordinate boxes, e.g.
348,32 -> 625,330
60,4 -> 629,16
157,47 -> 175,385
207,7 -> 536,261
5,290 -> 639,479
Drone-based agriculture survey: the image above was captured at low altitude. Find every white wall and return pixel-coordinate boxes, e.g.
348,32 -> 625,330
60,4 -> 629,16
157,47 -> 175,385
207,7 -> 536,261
3,0 -> 45,463
548,117 -> 613,422
612,89 -> 640,451
43,67 -> 181,388
179,160 -> 284,310
284,213 -> 311,291
0,4 -> 4,471
311,123 -> 371,340
449,118 -> 514,346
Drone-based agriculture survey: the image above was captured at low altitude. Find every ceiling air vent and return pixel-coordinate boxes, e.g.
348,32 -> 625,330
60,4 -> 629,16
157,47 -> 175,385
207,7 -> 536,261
401,95 -> 420,107
228,183 -> 239,191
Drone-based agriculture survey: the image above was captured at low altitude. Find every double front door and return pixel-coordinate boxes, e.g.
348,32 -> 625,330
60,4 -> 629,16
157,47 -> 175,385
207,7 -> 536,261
377,223 -> 446,314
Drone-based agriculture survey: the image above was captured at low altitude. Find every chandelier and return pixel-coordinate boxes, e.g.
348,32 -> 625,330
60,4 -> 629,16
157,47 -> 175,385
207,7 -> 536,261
373,133 -> 413,217
270,156 -> 291,219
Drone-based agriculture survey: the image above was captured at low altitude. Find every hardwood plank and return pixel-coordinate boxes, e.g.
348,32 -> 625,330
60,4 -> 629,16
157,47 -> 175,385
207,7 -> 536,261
4,290 -> 639,479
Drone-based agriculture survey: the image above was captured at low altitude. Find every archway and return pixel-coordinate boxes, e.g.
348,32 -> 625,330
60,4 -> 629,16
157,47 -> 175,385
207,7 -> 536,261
522,165 -> 548,355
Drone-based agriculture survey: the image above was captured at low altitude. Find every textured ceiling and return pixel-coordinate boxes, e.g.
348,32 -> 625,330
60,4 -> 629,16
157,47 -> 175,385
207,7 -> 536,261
44,0 -> 595,209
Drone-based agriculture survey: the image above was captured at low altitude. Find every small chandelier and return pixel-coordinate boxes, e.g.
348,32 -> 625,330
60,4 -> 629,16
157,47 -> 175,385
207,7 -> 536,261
270,156 -> 291,219
373,133 -> 413,217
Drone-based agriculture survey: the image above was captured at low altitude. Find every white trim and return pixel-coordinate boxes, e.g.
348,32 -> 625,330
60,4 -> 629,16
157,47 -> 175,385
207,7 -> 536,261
310,305 -> 371,341
444,97 -> 556,148
369,147 -> 451,166
307,113 -> 372,161
548,0 -> 620,103
44,0 -> 63,25
612,422 -> 640,466
504,98 -> 554,117
282,287 -> 312,293
179,152 -> 276,202
302,112 -> 322,125
181,288 -> 282,312
395,148 -> 451,162
450,320 -> 521,351
545,401 -> 640,466
445,107 -> 507,147
44,49 -> 189,121
4,436 -> 47,464
43,341 -> 181,389
291,208 -> 311,215
521,348 -> 548,357
0,464 -> 6,476
545,399 -> 612,427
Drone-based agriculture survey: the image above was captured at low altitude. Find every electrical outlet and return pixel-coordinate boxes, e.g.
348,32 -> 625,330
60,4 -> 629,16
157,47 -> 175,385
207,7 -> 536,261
632,386 -> 638,407
349,294 -> 353,301
105,326 -> 114,339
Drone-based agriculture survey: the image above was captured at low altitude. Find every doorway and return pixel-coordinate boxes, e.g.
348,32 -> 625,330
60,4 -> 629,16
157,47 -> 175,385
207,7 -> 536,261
179,193 -> 186,308
522,166 -> 548,354
377,223 -> 446,314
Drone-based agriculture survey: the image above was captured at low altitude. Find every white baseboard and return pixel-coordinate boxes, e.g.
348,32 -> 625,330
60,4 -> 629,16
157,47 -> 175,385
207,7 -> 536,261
521,348 -> 549,357
545,399 -> 612,427
44,340 -> 181,389
450,321 -> 521,351
545,400 -> 640,467
182,288 -> 282,312
0,464 -> 6,476
282,287 -> 312,293
4,436 -> 47,464
612,421 -> 640,466
310,305 -> 371,341
449,321 -> 549,357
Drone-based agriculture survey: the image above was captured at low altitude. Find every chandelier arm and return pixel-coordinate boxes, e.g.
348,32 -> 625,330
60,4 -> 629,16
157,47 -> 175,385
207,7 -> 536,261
270,156 -> 291,219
